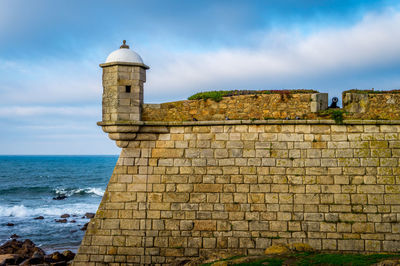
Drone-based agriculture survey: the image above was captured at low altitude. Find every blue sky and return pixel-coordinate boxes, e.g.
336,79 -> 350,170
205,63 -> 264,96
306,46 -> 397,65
1,0 -> 400,154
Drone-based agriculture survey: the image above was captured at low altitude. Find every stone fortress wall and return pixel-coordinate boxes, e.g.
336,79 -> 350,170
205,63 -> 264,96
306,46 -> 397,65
71,41 -> 400,266
73,91 -> 400,265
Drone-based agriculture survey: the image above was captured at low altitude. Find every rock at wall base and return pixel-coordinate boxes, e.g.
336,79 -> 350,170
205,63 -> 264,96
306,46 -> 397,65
265,244 -> 290,255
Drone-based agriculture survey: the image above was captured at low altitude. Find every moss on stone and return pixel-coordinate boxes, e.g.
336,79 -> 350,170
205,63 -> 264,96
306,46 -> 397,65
188,89 -> 319,102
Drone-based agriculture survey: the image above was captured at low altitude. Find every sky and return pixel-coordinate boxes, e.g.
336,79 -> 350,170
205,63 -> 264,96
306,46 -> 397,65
1,0 -> 400,155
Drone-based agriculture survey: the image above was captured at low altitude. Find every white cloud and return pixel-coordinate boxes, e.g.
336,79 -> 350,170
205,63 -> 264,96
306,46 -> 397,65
2,6 -> 400,108
0,105 -> 99,117
144,7 -> 400,102
0,58 -> 102,105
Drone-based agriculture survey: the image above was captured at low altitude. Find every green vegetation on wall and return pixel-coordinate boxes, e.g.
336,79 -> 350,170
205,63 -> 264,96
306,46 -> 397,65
188,89 -> 319,102
343,89 -> 400,94
318,109 -> 346,124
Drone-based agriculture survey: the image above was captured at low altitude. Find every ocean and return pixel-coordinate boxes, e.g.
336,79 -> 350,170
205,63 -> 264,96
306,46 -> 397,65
0,155 -> 118,253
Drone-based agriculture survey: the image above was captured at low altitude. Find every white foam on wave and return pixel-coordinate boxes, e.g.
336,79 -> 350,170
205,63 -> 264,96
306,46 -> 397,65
54,187 -> 105,197
0,205 -> 30,218
85,187 -> 105,196
0,203 -> 99,218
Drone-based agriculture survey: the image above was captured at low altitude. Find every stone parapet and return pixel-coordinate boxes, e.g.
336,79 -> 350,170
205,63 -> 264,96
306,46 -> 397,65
142,93 -> 326,122
343,91 -> 400,120
142,91 -> 400,123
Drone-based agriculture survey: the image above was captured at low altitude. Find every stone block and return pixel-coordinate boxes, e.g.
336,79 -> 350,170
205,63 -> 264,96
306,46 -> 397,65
163,192 -> 189,202
188,237 -> 202,248
311,125 -> 330,134
249,193 -> 265,203
383,241 -> 400,252
217,220 -> 232,231
310,93 -> 328,112
334,194 -> 350,204
338,240 -> 364,251
270,221 -> 287,231
169,237 -> 187,248
194,184 -> 223,192
203,238 -> 216,248
194,220 -> 216,231
365,240 -> 381,252
352,223 -> 374,233
92,236 -> 113,246
322,239 -> 337,250
239,238 -> 255,248
278,133 -> 304,142
295,125 -> 311,133
152,148 -> 184,158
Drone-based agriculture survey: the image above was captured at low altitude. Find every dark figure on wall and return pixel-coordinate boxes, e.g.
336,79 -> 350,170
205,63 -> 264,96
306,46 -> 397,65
329,97 -> 339,108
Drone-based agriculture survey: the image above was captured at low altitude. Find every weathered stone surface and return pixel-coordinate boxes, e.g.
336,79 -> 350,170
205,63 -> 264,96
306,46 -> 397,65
343,92 -> 400,120
75,122 -> 400,265
143,93 -> 318,121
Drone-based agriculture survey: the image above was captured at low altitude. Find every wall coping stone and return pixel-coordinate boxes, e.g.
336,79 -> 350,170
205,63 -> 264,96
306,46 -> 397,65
98,119 -> 400,127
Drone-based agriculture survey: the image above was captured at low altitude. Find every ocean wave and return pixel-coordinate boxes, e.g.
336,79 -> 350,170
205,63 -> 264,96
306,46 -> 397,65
0,186 -> 53,195
0,186 -> 105,198
54,187 -> 105,197
0,203 -> 99,218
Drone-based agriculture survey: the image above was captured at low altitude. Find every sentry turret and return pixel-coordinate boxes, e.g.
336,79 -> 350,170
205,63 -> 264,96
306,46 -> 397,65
99,40 -> 149,122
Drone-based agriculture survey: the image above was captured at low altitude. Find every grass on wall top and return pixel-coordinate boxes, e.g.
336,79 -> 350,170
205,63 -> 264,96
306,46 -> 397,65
188,89 -> 319,102
343,89 -> 400,94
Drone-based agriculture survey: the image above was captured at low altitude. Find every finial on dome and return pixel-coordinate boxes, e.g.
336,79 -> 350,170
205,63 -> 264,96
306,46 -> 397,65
103,40 -> 148,66
120,40 -> 130,49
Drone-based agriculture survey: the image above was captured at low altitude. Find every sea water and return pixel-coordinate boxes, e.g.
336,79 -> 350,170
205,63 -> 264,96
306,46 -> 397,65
0,155 -> 118,252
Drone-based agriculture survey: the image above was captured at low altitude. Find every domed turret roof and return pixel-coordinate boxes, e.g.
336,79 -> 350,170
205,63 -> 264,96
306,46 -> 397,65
105,40 -> 144,64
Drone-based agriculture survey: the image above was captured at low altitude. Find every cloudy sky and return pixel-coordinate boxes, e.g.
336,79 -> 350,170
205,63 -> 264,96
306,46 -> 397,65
1,0 -> 400,155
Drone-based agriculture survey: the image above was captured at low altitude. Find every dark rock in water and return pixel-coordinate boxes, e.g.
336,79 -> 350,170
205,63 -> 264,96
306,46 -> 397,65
55,219 -> 67,223
0,239 -> 45,260
0,254 -> 24,265
72,214 -> 78,217
10,234 -> 19,239
44,254 -> 54,263
51,251 -> 61,260
5,223 -> 14,227
32,247 -> 45,257
19,256 -> 43,265
52,262 -> 68,266
53,195 -> 67,200
51,251 -> 67,262
70,220 -> 76,223
60,214 -> 70,218
62,250 -> 75,261
70,229 -> 77,233
33,216 -> 44,220
80,222 -> 89,231
31,250 -> 43,259
0,239 -> 18,254
84,212 -> 95,219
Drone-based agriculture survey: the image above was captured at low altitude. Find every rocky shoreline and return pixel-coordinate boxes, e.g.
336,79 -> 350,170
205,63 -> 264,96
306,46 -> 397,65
0,238 -> 75,266
1,212 -> 96,265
